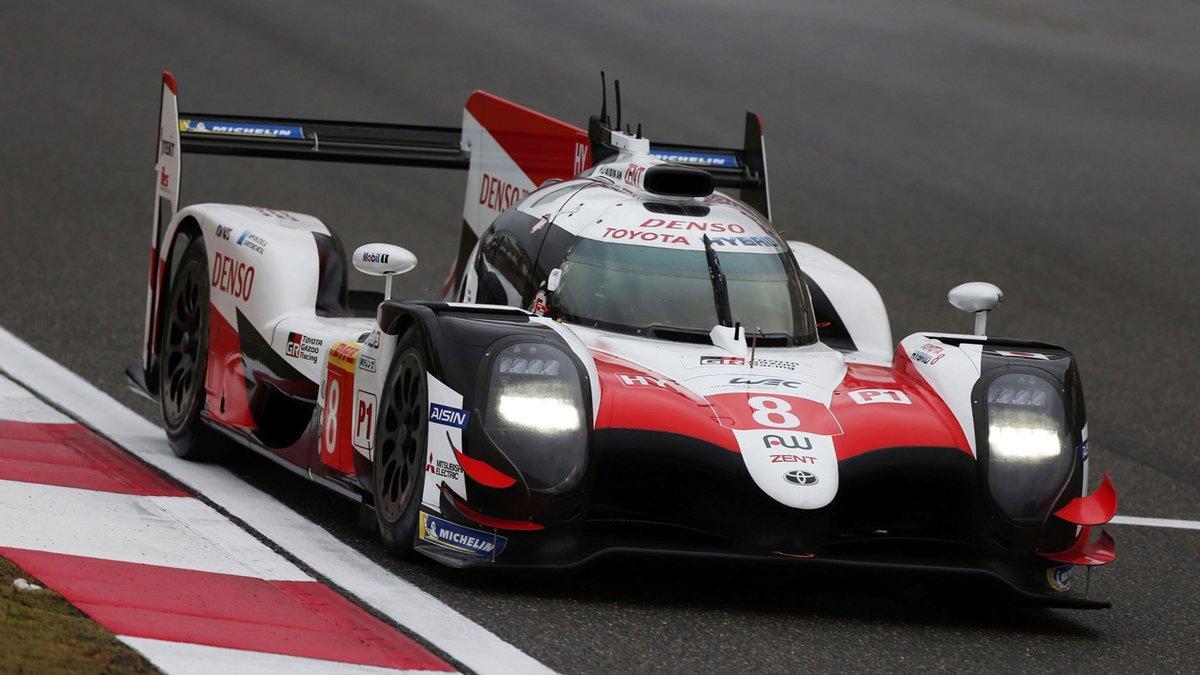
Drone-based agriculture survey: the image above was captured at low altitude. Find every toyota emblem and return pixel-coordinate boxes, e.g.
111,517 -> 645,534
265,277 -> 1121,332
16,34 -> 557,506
785,470 -> 818,486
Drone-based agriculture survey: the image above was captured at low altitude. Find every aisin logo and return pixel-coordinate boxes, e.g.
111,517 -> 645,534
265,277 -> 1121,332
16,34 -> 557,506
784,470 -> 818,486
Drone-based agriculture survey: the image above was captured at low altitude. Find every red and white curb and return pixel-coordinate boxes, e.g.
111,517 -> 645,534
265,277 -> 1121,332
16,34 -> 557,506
0,327 -> 553,675
0,374 -> 452,673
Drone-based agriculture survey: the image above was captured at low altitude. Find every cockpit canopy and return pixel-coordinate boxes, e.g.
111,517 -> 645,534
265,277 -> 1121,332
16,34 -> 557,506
553,237 -> 815,345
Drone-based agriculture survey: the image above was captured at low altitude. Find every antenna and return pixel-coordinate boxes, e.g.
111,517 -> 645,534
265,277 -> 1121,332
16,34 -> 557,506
600,71 -> 608,126
614,79 -> 622,130
636,122 -> 642,139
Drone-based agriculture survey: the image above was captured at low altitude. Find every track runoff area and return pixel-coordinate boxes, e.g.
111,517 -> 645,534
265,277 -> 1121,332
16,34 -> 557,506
0,325 -> 551,675
1,326 -> 1197,674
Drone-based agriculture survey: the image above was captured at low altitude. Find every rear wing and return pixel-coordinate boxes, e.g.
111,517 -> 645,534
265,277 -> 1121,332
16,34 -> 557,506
176,114 -> 467,169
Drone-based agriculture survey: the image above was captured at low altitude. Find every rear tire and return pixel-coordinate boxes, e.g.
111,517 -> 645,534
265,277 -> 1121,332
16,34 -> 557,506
158,236 -> 228,461
373,328 -> 428,556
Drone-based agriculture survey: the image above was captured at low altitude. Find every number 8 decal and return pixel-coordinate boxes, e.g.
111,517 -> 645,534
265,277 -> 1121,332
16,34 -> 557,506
748,395 -> 800,428
323,379 -> 340,453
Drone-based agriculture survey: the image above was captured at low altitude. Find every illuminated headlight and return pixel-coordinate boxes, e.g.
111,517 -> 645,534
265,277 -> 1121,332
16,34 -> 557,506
496,394 -> 581,432
484,342 -> 587,492
985,373 -> 1074,522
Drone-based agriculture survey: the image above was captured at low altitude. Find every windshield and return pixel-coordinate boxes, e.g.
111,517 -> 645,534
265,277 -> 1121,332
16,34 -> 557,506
553,238 -> 816,344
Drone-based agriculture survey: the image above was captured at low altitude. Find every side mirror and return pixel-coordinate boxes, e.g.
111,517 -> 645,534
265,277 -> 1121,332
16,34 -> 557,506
948,282 -> 1003,336
353,244 -> 417,300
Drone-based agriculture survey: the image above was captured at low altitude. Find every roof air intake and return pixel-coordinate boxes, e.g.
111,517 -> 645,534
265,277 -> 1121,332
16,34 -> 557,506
643,165 -> 714,198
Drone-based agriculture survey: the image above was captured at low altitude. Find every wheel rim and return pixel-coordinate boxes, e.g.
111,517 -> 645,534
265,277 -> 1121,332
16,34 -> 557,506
162,258 -> 207,431
376,352 -> 427,523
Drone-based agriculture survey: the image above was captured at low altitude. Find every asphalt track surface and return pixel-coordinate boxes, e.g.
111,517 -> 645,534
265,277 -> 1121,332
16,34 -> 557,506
2,1 -> 1198,671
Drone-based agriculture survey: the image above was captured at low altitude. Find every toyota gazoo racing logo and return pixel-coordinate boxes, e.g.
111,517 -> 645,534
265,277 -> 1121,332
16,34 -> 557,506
360,251 -> 390,264
784,470 -> 818,486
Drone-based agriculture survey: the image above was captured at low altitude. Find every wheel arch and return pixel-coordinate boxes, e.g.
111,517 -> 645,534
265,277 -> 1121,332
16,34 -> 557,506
146,215 -> 205,393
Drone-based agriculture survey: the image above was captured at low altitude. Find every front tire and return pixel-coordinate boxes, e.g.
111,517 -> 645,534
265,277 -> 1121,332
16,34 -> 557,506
373,328 -> 429,556
158,236 -> 228,461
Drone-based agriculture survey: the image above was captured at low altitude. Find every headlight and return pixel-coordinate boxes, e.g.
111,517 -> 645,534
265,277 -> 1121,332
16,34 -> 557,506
483,342 -> 587,492
985,372 -> 1074,522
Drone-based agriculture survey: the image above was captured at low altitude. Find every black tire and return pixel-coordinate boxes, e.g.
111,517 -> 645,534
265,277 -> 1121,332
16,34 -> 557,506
373,328 -> 429,556
158,236 -> 229,461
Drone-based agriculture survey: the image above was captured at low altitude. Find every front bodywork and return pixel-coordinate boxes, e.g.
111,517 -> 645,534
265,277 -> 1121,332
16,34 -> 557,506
371,301 -> 1111,608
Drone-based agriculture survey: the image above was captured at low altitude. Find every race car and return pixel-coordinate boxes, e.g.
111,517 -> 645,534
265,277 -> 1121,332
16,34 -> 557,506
128,72 -> 1117,607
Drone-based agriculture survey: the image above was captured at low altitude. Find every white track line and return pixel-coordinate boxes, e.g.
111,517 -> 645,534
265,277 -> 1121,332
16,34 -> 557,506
0,326 -> 553,675
1110,515 -> 1200,531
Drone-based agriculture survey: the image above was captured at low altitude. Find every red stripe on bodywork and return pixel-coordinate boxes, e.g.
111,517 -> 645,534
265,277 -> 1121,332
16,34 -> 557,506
592,350 -> 970,459
0,548 -> 453,671
439,484 -> 543,531
591,351 -> 738,452
829,362 -> 972,460
205,305 -> 256,429
0,420 -> 186,496
446,432 -> 517,488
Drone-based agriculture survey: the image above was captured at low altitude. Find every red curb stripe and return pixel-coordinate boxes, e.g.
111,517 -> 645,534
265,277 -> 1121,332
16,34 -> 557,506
1,548 -> 454,671
0,420 -> 187,496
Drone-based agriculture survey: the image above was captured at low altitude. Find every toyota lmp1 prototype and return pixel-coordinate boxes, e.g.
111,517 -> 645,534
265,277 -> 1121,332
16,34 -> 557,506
128,72 -> 1118,607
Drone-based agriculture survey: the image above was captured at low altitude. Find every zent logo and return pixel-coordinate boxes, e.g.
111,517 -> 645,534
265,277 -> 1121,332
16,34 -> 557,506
429,403 -> 470,429
848,389 -> 912,405
771,454 -> 817,464
210,252 -> 254,301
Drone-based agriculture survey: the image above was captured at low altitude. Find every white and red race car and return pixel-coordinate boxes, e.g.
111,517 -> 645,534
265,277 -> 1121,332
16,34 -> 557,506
129,72 -> 1117,607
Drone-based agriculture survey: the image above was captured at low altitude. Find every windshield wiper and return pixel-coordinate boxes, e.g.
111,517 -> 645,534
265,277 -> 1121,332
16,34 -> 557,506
702,234 -> 734,328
